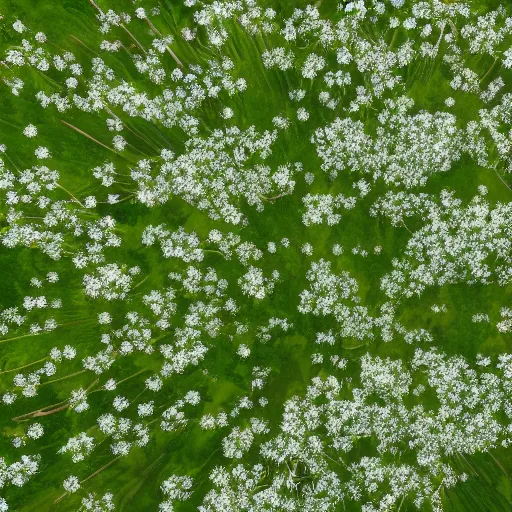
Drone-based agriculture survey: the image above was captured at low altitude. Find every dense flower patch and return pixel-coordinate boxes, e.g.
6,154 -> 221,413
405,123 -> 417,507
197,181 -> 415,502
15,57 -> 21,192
1,0 -> 512,510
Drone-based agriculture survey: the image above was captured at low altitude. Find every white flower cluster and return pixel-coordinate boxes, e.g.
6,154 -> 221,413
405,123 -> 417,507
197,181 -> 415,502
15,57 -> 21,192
213,349 -> 512,512
142,225 -> 204,262
302,193 -> 356,226
298,259 -> 359,316
58,432 -> 95,463
159,475 -> 194,511
238,266 -> 279,300
81,492 -> 115,511
97,413 -> 149,456
380,191 -> 512,298
83,264 -> 139,300
161,391 -> 201,432
313,97 -> 465,187
132,127 -> 297,224
0,454 -> 40,491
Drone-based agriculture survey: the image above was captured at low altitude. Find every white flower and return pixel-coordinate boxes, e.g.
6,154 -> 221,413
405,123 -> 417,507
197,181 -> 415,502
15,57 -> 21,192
13,20 -> 26,33
34,147 -> 51,159
63,345 -> 77,359
146,375 -> 163,392
272,116 -> 290,129
98,312 -> 112,325
3,392 -> 17,405
237,344 -> 251,358
66,77 -> 78,89
113,396 -> 130,412
104,379 -> 117,391
312,353 -> 323,364
23,124 -> 38,138
262,47 -> 294,70
297,108 -> 309,121
112,135 -> 127,151
403,17 -> 417,30
289,89 -> 306,102
181,27 -> 196,41
63,475 -> 80,493
47,272 -> 59,283
27,423 -> 44,439
504,47 -> 512,69
84,196 -> 97,208
184,391 -> 200,405
138,401 -> 154,417
221,107 -> 234,119
301,243 -> 313,256
59,432 -> 95,462
302,53 -> 325,79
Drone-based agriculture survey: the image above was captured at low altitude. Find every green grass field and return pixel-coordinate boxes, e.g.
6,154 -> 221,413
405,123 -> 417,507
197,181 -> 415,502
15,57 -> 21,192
1,0 -> 512,510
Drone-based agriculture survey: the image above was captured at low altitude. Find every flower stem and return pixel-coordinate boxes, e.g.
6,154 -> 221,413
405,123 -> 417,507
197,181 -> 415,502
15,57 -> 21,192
0,357 -> 49,375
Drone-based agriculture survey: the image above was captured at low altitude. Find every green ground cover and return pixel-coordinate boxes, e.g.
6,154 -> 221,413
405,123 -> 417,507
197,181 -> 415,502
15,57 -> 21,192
1,0 -> 512,510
